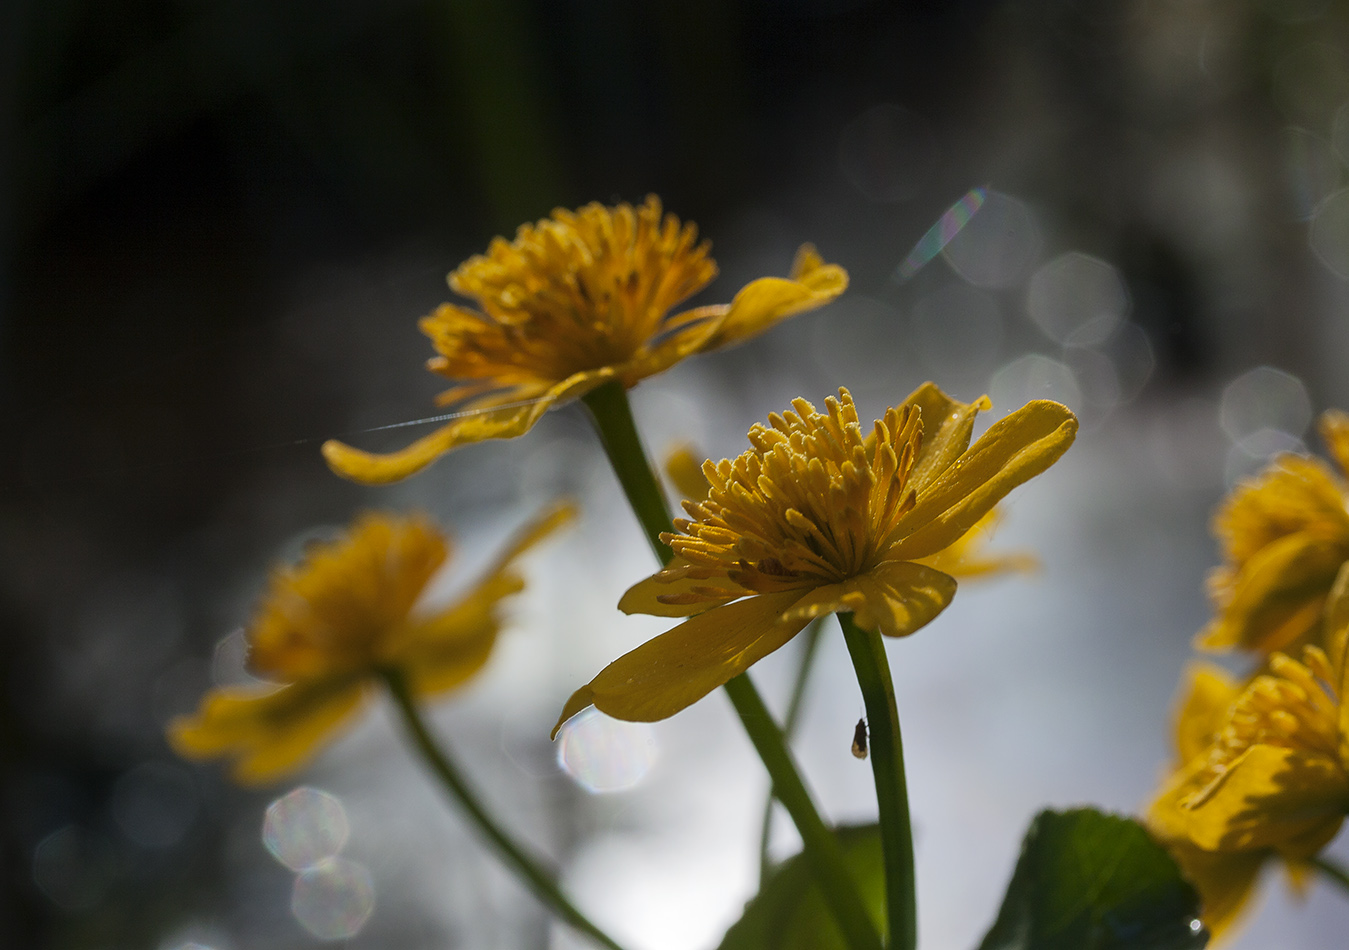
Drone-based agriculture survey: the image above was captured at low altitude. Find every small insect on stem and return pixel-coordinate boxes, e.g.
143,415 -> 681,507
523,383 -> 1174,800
851,717 -> 868,759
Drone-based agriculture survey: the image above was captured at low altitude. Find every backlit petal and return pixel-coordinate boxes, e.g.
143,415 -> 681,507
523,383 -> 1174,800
888,400 -> 1078,560
619,556 -> 745,617
783,561 -> 957,639
1174,663 -> 1241,765
901,382 -> 991,492
552,589 -> 809,736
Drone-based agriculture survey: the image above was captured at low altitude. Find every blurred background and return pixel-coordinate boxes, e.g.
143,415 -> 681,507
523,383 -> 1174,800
6,0 -> 1349,947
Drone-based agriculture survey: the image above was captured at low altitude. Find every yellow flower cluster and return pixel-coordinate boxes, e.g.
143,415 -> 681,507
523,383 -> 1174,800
1148,410 -> 1349,940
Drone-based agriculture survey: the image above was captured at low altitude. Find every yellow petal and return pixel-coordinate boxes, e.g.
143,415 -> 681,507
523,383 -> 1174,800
552,589 -> 809,736
321,371 -> 614,484
901,382 -> 992,492
1184,746 -> 1348,853
782,561 -> 957,639
888,400 -> 1078,560
1319,409 -> 1349,479
1164,842 -> 1265,946
665,444 -> 711,502
1198,531 -> 1349,653
168,678 -> 367,785
618,556 -> 745,617
1325,561 -> 1349,683
1173,663 -> 1241,765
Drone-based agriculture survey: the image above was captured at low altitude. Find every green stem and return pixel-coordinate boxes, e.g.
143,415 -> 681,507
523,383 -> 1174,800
382,670 -> 627,950
1313,855 -> 1349,895
758,617 -> 826,883
724,674 -> 885,950
580,380 -> 881,950
839,612 -> 917,950
580,380 -> 675,564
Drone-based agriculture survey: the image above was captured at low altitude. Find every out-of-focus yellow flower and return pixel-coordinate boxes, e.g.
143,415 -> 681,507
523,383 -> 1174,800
1147,643 -> 1349,941
553,384 -> 1076,734
322,197 -> 847,484
1200,410 -> 1349,655
170,505 -> 573,784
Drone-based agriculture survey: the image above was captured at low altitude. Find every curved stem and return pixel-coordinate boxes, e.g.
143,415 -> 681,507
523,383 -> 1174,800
382,670 -> 627,950
1313,855 -> 1349,895
758,617 -> 826,883
581,380 -> 675,564
839,612 -> 917,950
581,381 -> 880,950
724,674 -> 884,950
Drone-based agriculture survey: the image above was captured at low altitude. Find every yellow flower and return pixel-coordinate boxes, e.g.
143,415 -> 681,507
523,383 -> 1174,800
322,197 -> 847,484
170,504 -> 573,784
1147,646 -> 1349,940
1200,410 -> 1349,655
552,384 -> 1076,734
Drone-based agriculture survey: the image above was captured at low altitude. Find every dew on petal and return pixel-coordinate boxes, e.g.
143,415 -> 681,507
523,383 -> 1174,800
291,856 -> 375,941
111,761 -> 198,849
1026,252 -> 1130,346
262,786 -> 350,872
1218,366 -> 1311,442
940,190 -> 1043,289
838,103 -> 938,203
557,708 -> 658,794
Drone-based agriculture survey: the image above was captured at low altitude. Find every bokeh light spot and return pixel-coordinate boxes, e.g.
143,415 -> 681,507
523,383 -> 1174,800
940,190 -> 1042,288
909,284 -> 1002,381
263,786 -> 350,872
1026,252 -> 1129,346
291,856 -> 375,941
111,761 -> 198,849
1099,323 -> 1156,404
33,825 -> 116,911
1282,127 -> 1341,220
838,103 -> 938,202
1310,186 -> 1349,278
557,708 -> 658,794
989,355 -> 1081,415
1219,366 -> 1312,442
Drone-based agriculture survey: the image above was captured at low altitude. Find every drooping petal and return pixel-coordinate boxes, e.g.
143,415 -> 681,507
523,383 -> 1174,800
168,678 -> 368,785
1184,746 -> 1349,853
887,400 -> 1078,560
1173,663 -> 1241,765
321,370 -> 614,484
781,561 -> 957,639
901,382 -> 992,493
697,244 -> 848,351
552,589 -> 809,736
1198,531 -> 1349,653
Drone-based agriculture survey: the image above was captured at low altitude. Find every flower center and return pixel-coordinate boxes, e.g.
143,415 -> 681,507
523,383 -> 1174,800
1184,647 -> 1342,808
669,389 -> 922,595
423,198 -> 718,389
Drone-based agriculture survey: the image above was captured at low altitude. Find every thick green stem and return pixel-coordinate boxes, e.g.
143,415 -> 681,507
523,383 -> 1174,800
581,380 -> 675,564
725,675 -> 885,950
839,613 -> 917,950
758,617 -> 826,882
580,380 -> 880,950
382,671 -> 627,950
1313,855 -> 1349,895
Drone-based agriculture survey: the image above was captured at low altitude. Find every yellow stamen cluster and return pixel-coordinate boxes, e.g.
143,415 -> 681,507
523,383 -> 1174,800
422,197 -> 718,396
667,390 -> 922,601
1185,647 -> 1341,809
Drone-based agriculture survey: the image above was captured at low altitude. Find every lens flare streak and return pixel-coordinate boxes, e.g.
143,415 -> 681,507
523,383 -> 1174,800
894,187 -> 987,281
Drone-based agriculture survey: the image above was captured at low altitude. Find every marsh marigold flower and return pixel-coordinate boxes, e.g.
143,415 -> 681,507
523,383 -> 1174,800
322,197 -> 847,484
1200,409 -> 1349,655
553,384 -> 1077,734
1148,606 -> 1349,939
171,505 -> 572,783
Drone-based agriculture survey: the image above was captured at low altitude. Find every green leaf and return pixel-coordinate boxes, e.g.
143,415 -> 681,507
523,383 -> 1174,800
718,824 -> 885,950
978,808 -> 1208,950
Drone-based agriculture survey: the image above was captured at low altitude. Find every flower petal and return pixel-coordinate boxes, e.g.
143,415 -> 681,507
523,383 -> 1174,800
698,244 -> 848,351
901,382 -> 992,493
618,556 -> 745,617
552,589 -> 809,736
1198,531 -> 1349,653
1172,663 -> 1240,765
888,400 -> 1079,560
1319,409 -> 1349,479
1184,745 -> 1349,853
168,678 -> 367,785
1164,842 -> 1265,944
781,561 -> 957,639
322,370 -> 615,484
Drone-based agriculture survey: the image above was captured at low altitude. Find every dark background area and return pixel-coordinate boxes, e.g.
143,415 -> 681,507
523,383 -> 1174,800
5,0 -> 1349,947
